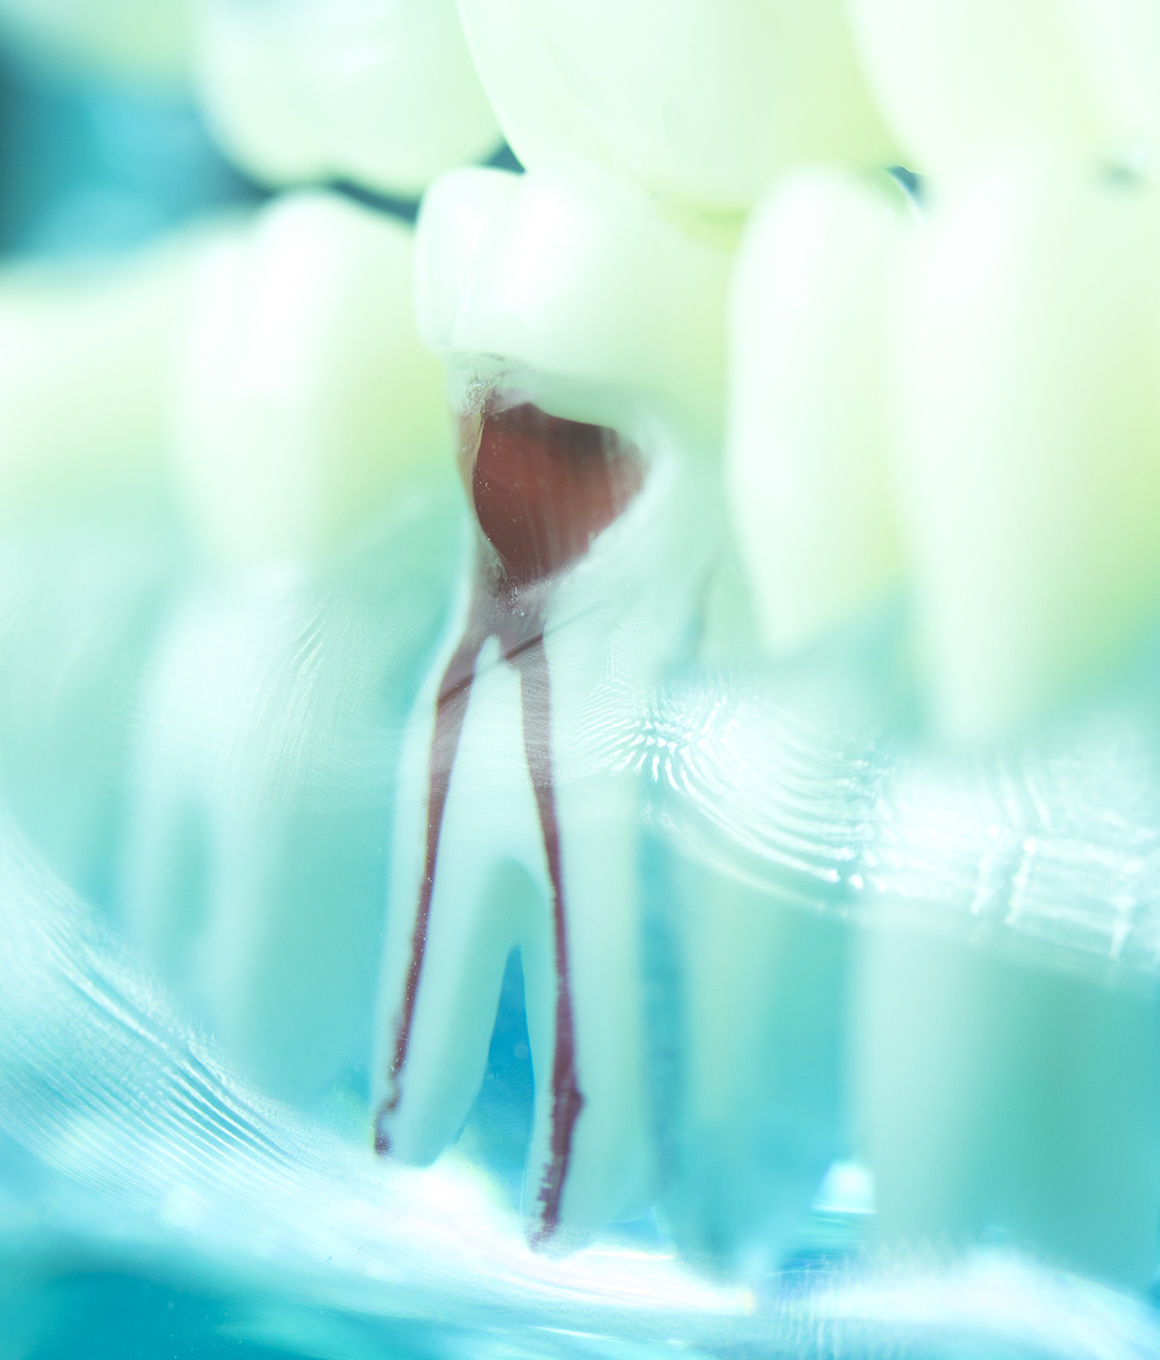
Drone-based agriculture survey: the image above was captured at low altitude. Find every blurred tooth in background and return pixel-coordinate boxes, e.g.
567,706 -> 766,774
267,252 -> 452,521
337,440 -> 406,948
456,0 -> 898,216
416,159 -> 733,445
0,0 -> 192,82
894,153 -> 1160,744
172,189 -> 450,567
727,166 -> 910,657
194,0 -> 501,197
0,223 -> 226,505
843,0 -> 1106,179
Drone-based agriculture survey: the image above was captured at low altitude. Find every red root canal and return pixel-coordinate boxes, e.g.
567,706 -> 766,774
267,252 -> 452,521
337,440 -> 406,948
377,398 -> 643,1246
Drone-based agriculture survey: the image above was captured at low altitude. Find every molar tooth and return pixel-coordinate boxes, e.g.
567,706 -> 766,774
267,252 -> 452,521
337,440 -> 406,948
894,153 -> 1160,742
171,190 -> 450,566
194,0 -> 501,197
456,0 -> 897,215
374,396 -> 718,1247
416,160 -> 733,444
844,0 -> 1107,178
727,166 -> 909,656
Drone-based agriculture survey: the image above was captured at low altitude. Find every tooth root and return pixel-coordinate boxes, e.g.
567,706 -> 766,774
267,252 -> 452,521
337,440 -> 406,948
195,0 -> 500,196
375,393 -> 717,1246
171,190 -> 450,567
895,154 -> 1160,742
456,0 -> 897,214
844,0 -> 1106,177
416,160 -> 733,444
727,166 -> 909,656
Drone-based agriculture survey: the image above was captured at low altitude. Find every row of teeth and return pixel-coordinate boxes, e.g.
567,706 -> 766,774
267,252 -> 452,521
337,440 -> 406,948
4,0 -> 1160,1285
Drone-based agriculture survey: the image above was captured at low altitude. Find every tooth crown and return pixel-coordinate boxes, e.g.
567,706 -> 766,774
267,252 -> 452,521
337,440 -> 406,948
895,153 -> 1160,741
416,161 -> 733,446
171,190 -> 450,567
457,0 -> 898,215
194,0 -> 501,196
728,166 -> 910,657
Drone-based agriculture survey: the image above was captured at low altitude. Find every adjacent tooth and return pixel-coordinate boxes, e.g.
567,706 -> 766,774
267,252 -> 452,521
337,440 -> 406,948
456,0 -> 898,215
171,190 -> 450,566
727,166 -> 910,656
194,0 -> 501,197
843,0 -> 1107,178
0,226 -> 217,504
374,392 -> 719,1245
416,160 -> 733,445
1058,0 -> 1160,163
0,0 -> 191,81
893,153 -> 1160,742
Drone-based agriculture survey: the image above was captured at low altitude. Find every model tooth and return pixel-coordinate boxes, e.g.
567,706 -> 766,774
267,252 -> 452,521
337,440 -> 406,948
171,190 -> 450,567
416,160 -> 733,445
374,391 -> 718,1246
456,0 -> 897,215
0,227 -> 217,504
727,166 -> 910,657
894,153 -> 1160,742
844,0 -> 1106,177
1060,0 -> 1160,163
194,0 -> 501,196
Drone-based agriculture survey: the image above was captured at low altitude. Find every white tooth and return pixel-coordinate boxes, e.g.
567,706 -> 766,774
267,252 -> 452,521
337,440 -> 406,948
894,153 -> 1160,742
0,226 -> 216,504
171,190 -> 451,566
843,0 -> 1106,177
416,160 -> 733,444
0,0 -> 190,81
374,394 -> 720,1246
727,167 -> 910,657
194,0 -> 501,197
456,0 -> 897,214
1058,0 -> 1160,163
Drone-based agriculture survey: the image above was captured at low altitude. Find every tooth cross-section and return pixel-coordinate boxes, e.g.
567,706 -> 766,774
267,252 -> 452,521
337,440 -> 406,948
373,395 -> 713,1246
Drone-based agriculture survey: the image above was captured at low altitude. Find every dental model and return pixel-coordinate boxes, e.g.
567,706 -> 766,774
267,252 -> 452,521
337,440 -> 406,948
193,0 -> 501,198
374,159 -> 727,1245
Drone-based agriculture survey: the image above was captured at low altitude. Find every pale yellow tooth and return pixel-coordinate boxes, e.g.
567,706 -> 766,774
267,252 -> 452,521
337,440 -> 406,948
728,167 -> 910,656
843,0 -> 1106,178
895,153 -> 1160,742
193,0 -> 331,187
0,225 -> 222,506
194,0 -> 500,196
456,0 -> 897,215
171,190 -> 450,567
416,160 -> 733,444
0,0 -> 191,82
1059,0 -> 1160,163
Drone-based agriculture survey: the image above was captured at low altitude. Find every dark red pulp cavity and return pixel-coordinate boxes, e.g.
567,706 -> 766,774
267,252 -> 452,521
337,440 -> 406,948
471,401 -> 643,587
378,401 -> 644,1245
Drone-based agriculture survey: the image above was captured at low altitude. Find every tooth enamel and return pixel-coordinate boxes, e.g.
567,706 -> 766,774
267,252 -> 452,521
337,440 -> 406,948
456,0 -> 898,214
374,393 -> 720,1246
894,154 -> 1160,742
171,190 -> 450,566
843,0 -> 1107,177
0,0 -> 191,80
416,160 -> 733,444
727,167 -> 910,656
0,228 -> 216,503
1059,0 -> 1160,163
194,0 -> 501,196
